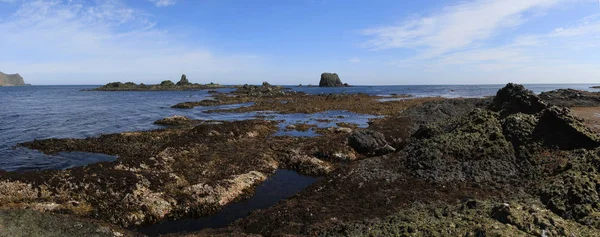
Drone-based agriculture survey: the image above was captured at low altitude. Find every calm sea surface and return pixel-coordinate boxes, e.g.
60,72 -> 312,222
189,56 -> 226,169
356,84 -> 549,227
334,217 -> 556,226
1,84 -> 598,171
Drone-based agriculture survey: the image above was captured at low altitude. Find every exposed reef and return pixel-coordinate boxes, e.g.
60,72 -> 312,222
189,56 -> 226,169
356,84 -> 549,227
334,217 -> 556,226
181,83 -> 600,236
172,83 -> 429,115
540,88 -> 600,107
5,83 -> 600,236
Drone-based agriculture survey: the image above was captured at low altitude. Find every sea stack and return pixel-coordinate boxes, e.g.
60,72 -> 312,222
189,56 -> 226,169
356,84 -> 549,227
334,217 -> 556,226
0,71 -> 26,86
177,74 -> 190,86
319,73 -> 344,87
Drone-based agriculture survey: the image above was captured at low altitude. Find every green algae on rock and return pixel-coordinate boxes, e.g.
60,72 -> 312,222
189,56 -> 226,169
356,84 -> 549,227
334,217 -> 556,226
0,209 -> 139,237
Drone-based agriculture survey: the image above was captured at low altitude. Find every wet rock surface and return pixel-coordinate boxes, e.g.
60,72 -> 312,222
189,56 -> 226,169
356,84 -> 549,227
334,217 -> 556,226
6,83 -> 600,236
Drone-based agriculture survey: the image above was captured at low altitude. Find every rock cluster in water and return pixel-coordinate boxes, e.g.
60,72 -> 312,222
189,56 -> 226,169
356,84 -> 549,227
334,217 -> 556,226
89,74 -> 226,91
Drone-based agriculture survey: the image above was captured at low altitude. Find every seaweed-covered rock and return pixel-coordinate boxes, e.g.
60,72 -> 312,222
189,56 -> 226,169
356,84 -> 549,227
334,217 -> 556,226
401,98 -> 491,133
535,106 -> 600,150
539,89 -> 600,107
347,129 -> 395,156
538,150 -> 600,227
176,74 -> 190,86
490,83 -> 547,116
319,73 -> 344,87
405,109 -> 518,183
0,209 -> 136,237
153,115 -> 192,126
501,113 -> 538,148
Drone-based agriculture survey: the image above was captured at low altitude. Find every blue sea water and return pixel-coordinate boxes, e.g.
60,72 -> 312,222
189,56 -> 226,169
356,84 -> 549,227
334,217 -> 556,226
1,84 -> 599,171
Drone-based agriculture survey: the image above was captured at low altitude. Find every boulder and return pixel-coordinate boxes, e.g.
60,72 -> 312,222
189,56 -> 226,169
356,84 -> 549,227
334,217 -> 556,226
490,83 -> 547,117
319,73 -> 344,87
348,129 -> 395,156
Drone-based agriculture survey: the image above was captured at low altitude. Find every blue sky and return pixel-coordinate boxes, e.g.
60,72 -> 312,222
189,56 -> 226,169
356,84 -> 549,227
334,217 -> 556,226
0,0 -> 599,85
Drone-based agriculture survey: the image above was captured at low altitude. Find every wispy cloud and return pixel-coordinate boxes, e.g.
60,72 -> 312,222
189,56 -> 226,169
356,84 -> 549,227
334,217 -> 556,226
348,57 -> 361,63
361,0 -> 566,58
358,0 -> 600,84
149,0 -> 175,7
0,0 -> 263,84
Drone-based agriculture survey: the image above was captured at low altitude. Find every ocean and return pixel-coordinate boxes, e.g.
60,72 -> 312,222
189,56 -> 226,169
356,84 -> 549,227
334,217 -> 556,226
1,84 -> 598,172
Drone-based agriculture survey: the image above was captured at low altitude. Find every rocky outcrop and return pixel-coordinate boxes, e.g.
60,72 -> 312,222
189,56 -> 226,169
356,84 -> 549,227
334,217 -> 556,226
535,106 -> 600,149
406,109 -> 518,184
0,71 -> 26,86
539,89 -> 600,107
319,73 -> 344,87
176,74 -> 190,86
347,129 -> 395,156
490,83 -> 547,116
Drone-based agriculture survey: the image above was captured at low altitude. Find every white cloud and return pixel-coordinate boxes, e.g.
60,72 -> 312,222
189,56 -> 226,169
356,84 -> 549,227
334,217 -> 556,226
149,0 -> 175,7
0,0 -> 263,84
362,0 -> 566,58
348,57 -> 361,63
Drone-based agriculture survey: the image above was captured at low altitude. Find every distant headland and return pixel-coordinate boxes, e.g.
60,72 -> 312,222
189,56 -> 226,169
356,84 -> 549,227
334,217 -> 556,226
0,71 -> 29,86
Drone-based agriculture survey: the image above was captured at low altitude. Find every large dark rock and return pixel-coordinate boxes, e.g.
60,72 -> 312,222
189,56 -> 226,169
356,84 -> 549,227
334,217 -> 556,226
319,73 -> 344,87
348,129 -> 395,156
539,89 -> 600,107
534,106 -> 600,150
490,83 -> 547,116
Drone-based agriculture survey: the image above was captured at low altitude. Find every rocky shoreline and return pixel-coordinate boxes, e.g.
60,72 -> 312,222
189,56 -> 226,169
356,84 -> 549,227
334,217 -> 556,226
3,83 -> 600,236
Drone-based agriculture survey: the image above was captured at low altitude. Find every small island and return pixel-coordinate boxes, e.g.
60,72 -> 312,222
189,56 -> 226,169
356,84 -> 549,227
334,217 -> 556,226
0,71 -> 29,86
88,74 -> 233,91
319,72 -> 349,87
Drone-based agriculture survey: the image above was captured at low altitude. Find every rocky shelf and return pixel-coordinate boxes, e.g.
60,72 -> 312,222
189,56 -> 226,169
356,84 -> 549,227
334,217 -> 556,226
4,83 -> 600,236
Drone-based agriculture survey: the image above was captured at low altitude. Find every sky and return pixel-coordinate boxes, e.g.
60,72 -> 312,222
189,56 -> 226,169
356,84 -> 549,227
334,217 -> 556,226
0,0 -> 599,85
